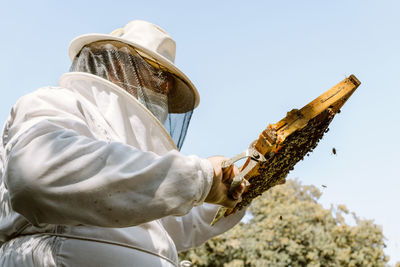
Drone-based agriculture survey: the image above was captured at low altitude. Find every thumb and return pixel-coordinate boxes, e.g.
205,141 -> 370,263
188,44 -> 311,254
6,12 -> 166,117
222,164 -> 234,182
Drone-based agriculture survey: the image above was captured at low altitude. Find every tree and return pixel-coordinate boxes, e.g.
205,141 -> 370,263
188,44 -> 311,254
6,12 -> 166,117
179,180 -> 389,266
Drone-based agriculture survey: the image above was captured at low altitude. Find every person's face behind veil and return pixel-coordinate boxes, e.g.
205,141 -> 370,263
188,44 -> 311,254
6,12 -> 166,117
70,40 -> 194,150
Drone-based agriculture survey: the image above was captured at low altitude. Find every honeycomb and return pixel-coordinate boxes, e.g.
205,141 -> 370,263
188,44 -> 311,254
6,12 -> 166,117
233,108 -> 334,212
220,75 -> 361,219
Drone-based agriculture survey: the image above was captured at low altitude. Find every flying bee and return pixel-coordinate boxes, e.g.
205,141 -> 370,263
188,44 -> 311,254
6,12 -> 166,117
332,147 -> 336,155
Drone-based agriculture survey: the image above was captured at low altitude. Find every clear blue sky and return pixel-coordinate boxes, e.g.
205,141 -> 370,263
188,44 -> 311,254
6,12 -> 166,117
1,0 -> 399,263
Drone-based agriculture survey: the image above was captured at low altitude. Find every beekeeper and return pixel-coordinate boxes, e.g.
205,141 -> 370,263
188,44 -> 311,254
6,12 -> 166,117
0,20 -> 246,266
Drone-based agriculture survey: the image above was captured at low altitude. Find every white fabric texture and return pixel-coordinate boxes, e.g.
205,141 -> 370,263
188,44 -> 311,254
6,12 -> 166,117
0,72 -> 245,266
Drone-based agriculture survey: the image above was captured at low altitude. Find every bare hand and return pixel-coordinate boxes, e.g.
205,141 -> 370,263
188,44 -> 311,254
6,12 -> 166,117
205,156 -> 246,208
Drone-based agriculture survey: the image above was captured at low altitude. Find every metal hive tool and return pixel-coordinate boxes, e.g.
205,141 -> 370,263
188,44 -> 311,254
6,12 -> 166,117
211,75 -> 361,225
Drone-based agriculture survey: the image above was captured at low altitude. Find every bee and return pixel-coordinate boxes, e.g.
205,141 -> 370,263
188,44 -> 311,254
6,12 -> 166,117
279,215 -> 283,220
322,185 -> 327,188
332,147 -> 336,155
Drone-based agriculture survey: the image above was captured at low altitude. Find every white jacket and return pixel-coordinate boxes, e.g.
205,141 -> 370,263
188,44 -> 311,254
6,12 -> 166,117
0,72 -> 245,266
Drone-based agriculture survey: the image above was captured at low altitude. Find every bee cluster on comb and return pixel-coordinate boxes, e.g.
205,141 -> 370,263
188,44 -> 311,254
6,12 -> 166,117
232,108 -> 334,213
220,75 -> 360,220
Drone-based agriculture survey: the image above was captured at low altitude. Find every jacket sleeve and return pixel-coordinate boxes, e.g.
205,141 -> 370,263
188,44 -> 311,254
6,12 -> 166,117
3,90 -> 214,228
160,203 -> 246,252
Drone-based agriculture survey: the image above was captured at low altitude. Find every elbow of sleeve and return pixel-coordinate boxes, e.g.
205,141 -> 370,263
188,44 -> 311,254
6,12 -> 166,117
4,152 -> 48,226
8,185 -> 42,226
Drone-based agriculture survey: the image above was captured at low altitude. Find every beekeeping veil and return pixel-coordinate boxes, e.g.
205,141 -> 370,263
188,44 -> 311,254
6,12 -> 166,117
68,20 -> 200,150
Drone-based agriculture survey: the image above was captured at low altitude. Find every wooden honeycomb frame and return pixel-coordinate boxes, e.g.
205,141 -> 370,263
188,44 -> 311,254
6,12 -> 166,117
224,75 -> 361,217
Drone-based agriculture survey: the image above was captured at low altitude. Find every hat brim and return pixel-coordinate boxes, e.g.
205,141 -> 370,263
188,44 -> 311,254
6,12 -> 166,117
69,34 -> 200,113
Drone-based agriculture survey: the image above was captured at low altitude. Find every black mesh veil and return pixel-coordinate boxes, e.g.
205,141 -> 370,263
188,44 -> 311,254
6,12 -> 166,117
70,41 -> 194,150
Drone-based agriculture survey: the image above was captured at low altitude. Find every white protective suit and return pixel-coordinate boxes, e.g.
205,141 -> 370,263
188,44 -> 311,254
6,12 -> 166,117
0,72 -> 245,266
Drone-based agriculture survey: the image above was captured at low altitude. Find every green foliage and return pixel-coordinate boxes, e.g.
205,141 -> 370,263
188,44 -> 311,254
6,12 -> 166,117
179,180 -> 389,266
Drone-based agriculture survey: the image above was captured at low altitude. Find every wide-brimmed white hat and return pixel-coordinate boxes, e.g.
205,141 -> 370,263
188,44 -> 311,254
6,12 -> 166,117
69,20 -> 199,113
